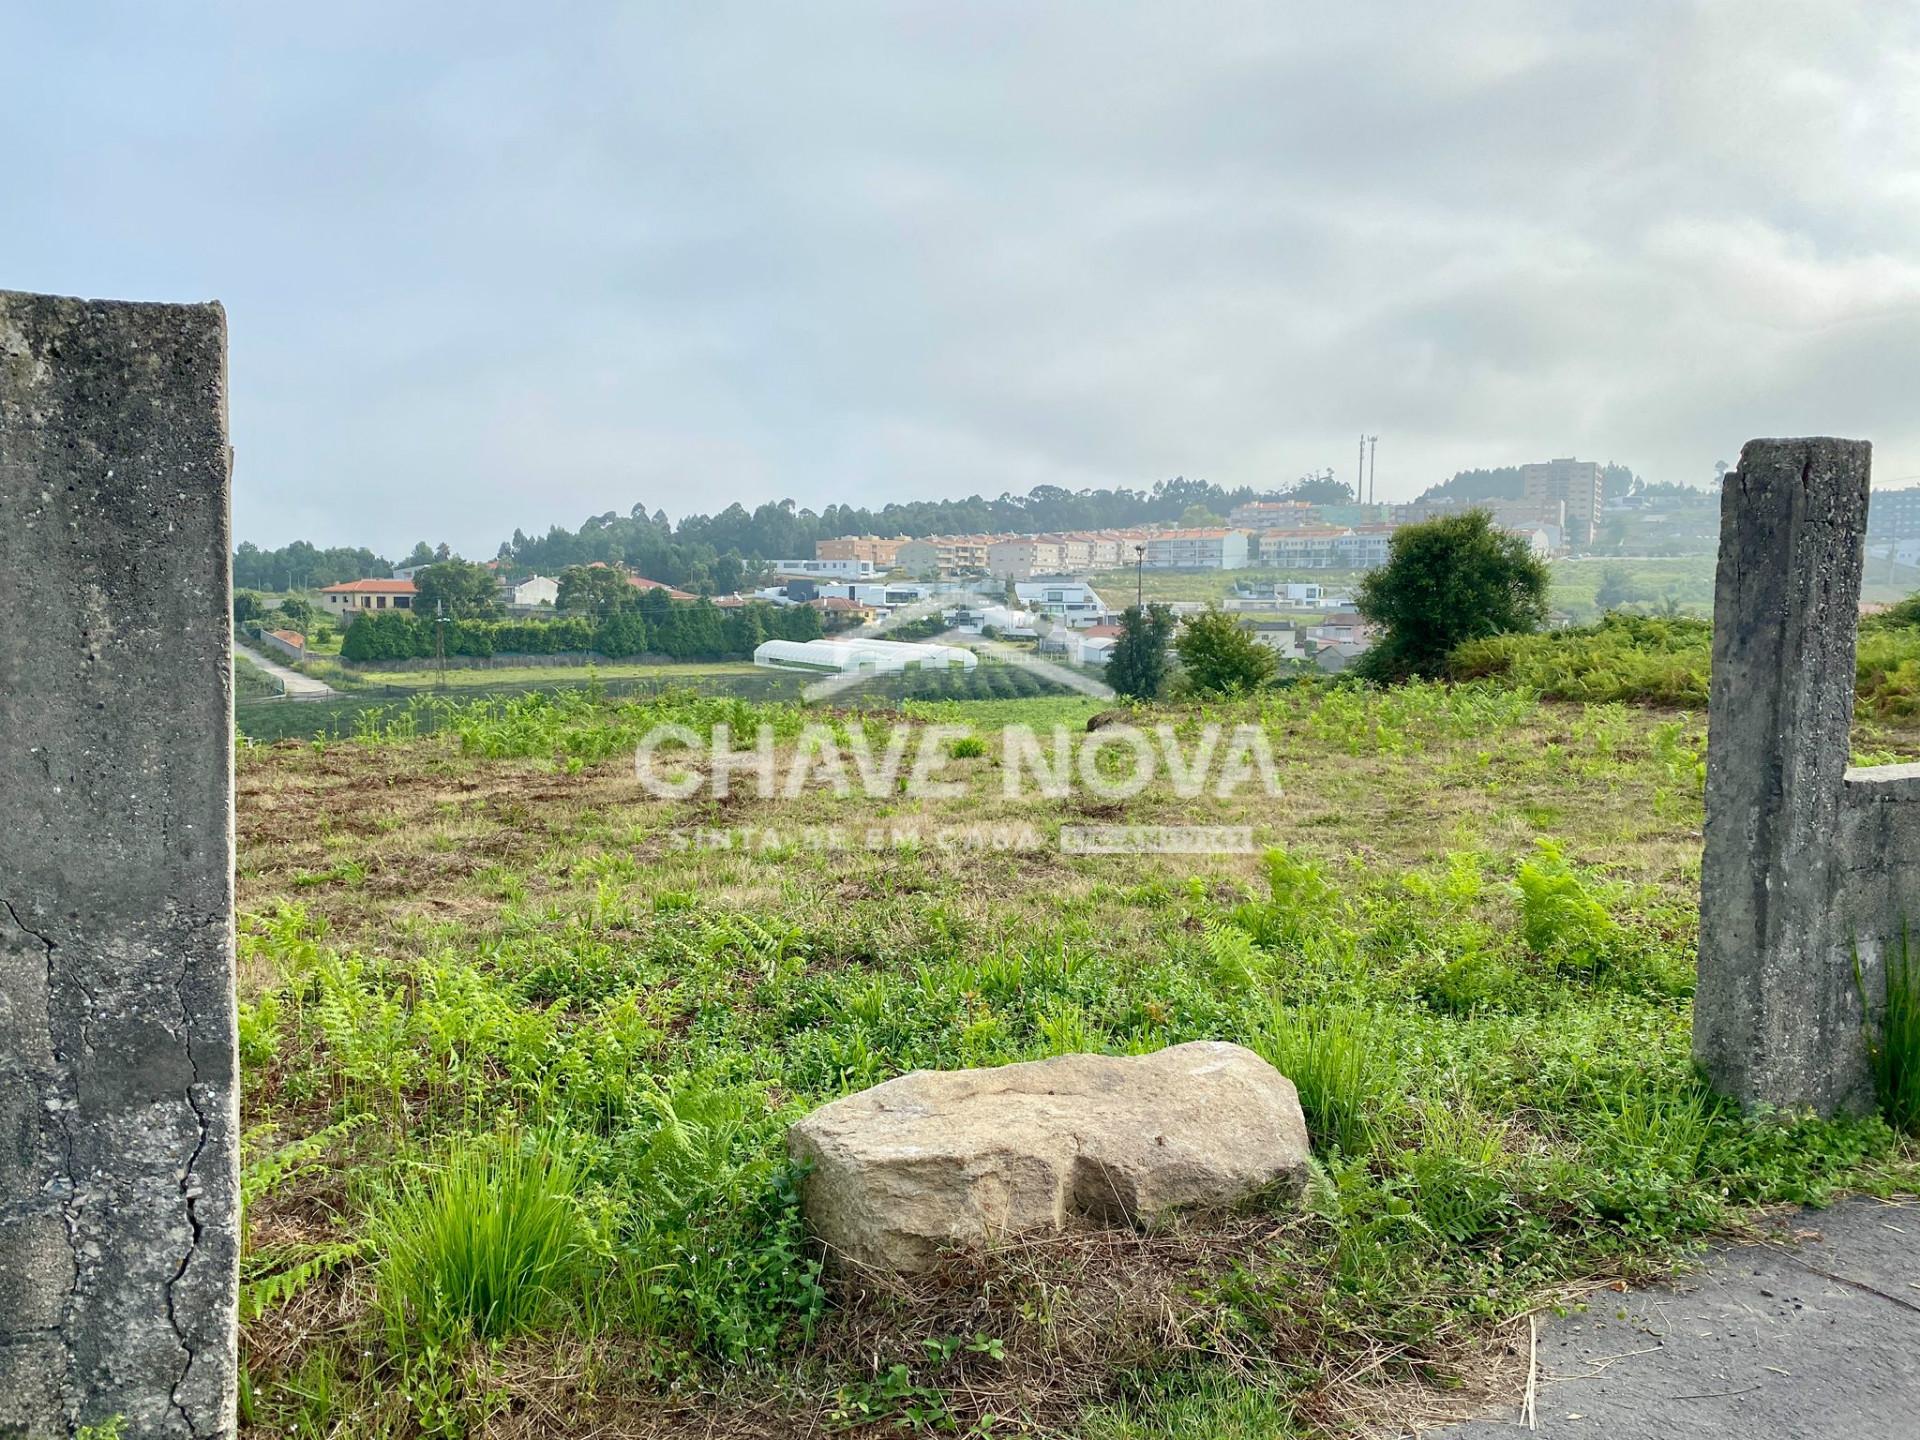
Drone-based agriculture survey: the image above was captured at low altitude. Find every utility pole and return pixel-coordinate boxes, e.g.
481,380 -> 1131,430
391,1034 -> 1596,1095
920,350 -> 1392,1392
1367,435 -> 1378,507
434,598 -> 449,689
1357,434 -> 1366,503
1134,542 -> 1146,610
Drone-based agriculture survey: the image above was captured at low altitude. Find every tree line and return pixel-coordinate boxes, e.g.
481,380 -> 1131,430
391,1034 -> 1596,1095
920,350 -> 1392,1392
232,473 -> 1354,592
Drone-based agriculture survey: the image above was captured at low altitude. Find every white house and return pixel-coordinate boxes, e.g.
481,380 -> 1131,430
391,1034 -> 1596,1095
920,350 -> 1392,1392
768,558 -> 880,580
498,574 -> 559,607
1239,619 -> 1307,661
1013,580 -> 1110,627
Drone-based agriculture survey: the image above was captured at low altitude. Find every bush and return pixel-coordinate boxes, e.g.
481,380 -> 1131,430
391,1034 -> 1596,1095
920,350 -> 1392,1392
1450,614 -> 1709,706
1356,511 -> 1550,682
1174,607 -> 1277,695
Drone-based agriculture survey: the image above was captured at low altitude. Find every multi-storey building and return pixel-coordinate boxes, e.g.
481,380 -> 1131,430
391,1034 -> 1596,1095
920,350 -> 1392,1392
1228,499 -> 1316,528
1143,529 -> 1250,569
815,535 -> 906,566
1869,487 -> 1920,540
1257,527 -> 1346,568
988,536 -> 1068,580
1521,458 -> 1604,544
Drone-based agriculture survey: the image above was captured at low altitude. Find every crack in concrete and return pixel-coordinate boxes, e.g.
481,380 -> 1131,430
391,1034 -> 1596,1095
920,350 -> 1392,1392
164,911 -> 213,1440
3,897 -> 82,1429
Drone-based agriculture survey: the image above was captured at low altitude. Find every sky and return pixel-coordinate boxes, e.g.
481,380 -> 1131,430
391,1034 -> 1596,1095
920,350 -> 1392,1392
5,1 -> 1919,558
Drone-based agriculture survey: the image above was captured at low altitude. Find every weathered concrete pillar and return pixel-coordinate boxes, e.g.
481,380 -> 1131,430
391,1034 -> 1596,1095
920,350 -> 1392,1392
1695,437 -> 1872,1115
0,292 -> 237,1437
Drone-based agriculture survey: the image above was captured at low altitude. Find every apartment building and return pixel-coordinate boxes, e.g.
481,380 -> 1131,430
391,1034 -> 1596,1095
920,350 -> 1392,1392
1257,526 -> 1346,568
1869,487 -> 1920,540
1143,529 -> 1250,569
896,534 -> 1000,576
814,535 -> 906,566
988,536 -> 1068,580
1521,458 -> 1604,544
1228,499 -> 1316,529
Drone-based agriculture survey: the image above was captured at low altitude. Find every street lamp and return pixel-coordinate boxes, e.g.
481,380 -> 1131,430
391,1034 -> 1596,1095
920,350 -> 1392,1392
1133,543 -> 1146,610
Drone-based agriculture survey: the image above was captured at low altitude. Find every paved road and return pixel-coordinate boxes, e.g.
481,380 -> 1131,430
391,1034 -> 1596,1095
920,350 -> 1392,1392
233,641 -> 336,699
1428,1198 -> 1920,1438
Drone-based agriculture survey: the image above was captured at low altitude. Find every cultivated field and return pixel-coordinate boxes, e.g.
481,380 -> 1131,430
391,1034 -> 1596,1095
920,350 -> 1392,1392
233,684 -> 1919,1438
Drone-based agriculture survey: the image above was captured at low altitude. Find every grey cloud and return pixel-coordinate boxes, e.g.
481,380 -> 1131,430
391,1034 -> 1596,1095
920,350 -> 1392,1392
2,1 -> 1917,554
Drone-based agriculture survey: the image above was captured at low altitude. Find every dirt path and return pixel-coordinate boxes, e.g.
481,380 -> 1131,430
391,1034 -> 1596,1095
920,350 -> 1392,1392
234,640 -> 336,699
1428,1197 -> 1920,1439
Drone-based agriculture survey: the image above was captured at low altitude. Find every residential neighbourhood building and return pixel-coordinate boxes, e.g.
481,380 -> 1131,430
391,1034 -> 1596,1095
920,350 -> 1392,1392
1238,619 -> 1307,661
769,557 -> 881,580
896,535 -> 1000,576
1228,499 -> 1316,528
498,574 -> 559,607
1013,579 -> 1110,627
320,577 -> 416,618
1521,457 -> 1605,544
1144,528 -> 1249,569
623,574 -> 697,599
814,535 -> 906,566
988,536 -> 1068,580
1308,608 -> 1371,648
1868,486 -> 1920,540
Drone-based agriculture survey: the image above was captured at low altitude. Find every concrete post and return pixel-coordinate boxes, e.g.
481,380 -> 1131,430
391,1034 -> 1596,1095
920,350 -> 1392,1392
1695,437 -> 1873,1116
0,292 -> 237,1437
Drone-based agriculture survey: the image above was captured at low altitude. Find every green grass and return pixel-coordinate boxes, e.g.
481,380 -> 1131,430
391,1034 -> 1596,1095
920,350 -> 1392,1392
233,653 -> 286,700
1869,926 -> 1920,1133
370,1136 -> 590,1344
229,683 -> 1918,1437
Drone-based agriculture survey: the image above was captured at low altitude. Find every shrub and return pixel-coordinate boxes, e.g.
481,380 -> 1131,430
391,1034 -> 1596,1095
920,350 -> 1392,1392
1356,511 -> 1550,682
1174,607 -> 1276,695
1450,614 -> 1710,706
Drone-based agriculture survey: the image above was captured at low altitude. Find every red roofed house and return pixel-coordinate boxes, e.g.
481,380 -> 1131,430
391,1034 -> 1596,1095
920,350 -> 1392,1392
624,574 -> 697,600
811,595 -> 876,627
320,578 -> 417,619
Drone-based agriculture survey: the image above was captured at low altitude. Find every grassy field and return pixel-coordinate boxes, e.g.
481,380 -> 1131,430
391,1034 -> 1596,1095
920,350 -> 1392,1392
230,682 -> 1919,1438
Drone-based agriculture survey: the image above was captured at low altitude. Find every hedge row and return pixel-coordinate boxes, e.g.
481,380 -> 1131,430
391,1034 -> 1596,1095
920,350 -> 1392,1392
340,600 -> 822,663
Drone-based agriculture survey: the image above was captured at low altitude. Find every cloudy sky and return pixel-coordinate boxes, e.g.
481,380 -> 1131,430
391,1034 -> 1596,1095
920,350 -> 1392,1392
5,2 -> 1919,557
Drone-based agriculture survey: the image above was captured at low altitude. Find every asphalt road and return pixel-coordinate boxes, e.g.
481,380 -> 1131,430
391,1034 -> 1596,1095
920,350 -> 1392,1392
1427,1197 -> 1920,1439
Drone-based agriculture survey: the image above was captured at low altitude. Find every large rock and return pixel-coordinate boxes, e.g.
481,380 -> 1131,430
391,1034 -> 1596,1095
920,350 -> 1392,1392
789,1041 -> 1310,1271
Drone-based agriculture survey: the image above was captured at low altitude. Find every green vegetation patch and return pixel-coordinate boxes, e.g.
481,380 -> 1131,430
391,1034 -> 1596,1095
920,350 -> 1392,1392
231,686 -> 1917,1438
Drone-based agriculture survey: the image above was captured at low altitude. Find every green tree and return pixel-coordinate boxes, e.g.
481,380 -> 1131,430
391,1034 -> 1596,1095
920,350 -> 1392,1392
233,591 -> 267,625
1174,607 -> 1277,695
1355,511 -> 1550,682
1179,503 -> 1225,527
557,565 -> 634,617
413,559 -> 501,620
1106,603 -> 1175,700
276,595 -> 315,631
1595,566 -> 1642,611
